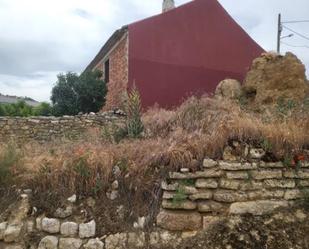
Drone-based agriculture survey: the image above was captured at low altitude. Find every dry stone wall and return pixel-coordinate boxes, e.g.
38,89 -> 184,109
157,159 -> 309,231
0,112 -> 124,143
0,158 -> 308,249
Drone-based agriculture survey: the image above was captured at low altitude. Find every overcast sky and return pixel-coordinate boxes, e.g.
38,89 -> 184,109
0,0 -> 308,102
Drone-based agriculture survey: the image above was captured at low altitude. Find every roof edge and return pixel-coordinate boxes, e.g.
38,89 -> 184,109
84,26 -> 128,72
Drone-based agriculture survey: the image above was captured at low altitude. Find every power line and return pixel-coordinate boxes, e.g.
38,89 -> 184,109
281,41 -> 309,49
282,25 -> 309,41
282,20 -> 309,24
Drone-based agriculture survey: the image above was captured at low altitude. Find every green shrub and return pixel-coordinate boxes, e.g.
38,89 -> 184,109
125,86 -> 144,138
0,143 -> 21,185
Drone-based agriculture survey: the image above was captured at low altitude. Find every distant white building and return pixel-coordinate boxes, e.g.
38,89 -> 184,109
0,93 -> 40,107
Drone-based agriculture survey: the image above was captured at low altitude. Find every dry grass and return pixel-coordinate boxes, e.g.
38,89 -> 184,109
0,95 -> 308,218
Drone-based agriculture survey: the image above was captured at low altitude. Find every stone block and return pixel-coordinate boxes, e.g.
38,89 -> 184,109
213,190 -> 247,203
260,162 -> 284,168
239,181 -> 263,191
182,186 -> 199,194
181,231 -> 198,239
105,233 -> 127,249
248,190 -> 285,200
4,245 -> 24,249
54,206 -> 73,218
195,179 -> 218,189
161,181 -> 178,191
60,222 -> 78,237
163,191 -> 177,199
4,224 -> 22,243
203,158 -> 217,168
284,189 -> 305,200
149,232 -> 160,247
128,232 -> 145,248
159,230 -> 181,246
59,238 -> 83,249
229,200 -> 289,215
157,210 -> 202,231
219,162 -> 257,171
162,200 -> 196,210
219,179 -> 241,190
38,236 -> 58,249
198,201 -> 225,212
264,179 -> 295,188
226,172 -> 249,179
298,180 -> 309,187
203,216 -> 221,229
189,191 -> 213,201
170,170 -> 223,179
251,170 -> 282,180
298,170 -> 309,179
195,169 -> 223,178
26,220 -> 35,233
169,172 -> 192,179
0,222 -> 7,240
84,238 -> 104,249
41,218 -> 60,234
249,148 -> 265,159
79,220 -> 96,238
284,170 -> 309,179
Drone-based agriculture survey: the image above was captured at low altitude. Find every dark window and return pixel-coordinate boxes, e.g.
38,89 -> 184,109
104,59 -> 110,83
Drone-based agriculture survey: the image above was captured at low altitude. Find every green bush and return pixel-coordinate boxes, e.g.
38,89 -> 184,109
0,143 -> 21,185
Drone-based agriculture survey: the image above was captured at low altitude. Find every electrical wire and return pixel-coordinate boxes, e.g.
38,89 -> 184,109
282,20 -> 309,24
282,25 -> 309,41
281,41 -> 309,49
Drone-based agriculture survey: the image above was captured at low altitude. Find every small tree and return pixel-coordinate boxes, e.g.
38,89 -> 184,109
51,70 -> 107,116
51,72 -> 80,116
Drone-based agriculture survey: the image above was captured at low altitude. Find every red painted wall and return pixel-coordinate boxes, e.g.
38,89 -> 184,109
128,0 -> 264,109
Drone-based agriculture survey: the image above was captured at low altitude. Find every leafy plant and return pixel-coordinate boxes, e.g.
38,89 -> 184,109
261,138 -> 272,152
283,154 -> 295,168
124,86 -> 144,138
180,179 -> 195,187
172,185 -> 187,205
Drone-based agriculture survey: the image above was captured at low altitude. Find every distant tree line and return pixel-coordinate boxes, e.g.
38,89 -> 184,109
0,101 -> 53,117
0,70 -> 107,117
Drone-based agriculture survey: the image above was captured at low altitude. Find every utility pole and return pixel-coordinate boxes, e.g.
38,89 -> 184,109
277,13 -> 282,53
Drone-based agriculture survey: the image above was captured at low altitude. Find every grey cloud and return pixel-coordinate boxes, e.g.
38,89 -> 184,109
0,0 -> 308,102
72,9 -> 93,20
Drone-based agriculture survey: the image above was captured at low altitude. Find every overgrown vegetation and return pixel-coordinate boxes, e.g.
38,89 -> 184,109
0,143 -> 22,185
0,101 -> 53,117
0,92 -> 307,233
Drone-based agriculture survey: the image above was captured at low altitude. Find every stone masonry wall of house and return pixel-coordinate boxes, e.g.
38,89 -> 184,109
0,112 -> 124,143
103,34 -> 129,111
0,158 -> 308,249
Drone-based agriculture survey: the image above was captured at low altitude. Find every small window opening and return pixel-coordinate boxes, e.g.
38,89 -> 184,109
104,59 -> 110,83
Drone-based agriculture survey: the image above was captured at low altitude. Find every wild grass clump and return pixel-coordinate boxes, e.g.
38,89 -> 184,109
0,143 -> 22,185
